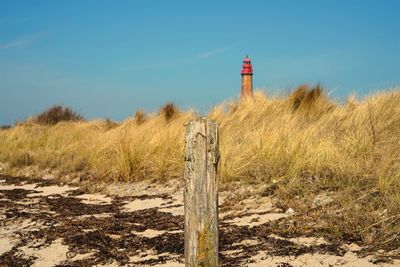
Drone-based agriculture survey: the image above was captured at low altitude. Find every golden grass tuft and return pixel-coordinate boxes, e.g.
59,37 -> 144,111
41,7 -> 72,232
1,87 -> 400,251
288,84 -> 334,119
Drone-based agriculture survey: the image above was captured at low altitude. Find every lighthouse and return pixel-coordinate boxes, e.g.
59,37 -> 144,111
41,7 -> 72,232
241,55 -> 253,98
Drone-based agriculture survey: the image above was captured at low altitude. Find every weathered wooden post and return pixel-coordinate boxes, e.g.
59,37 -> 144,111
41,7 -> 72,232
184,118 -> 220,267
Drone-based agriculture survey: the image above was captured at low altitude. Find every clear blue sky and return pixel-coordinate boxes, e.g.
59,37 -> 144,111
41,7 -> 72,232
1,1 -> 400,125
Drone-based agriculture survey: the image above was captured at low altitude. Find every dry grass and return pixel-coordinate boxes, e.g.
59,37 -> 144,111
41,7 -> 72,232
1,86 -> 400,252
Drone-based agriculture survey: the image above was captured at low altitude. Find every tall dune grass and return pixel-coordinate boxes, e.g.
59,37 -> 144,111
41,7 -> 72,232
1,86 -> 400,251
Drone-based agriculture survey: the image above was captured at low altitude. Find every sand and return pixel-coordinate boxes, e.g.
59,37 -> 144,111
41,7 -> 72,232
1,172 -> 398,266
20,239 -> 69,267
247,251 -> 399,267
75,193 -> 113,205
122,197 -> 166,212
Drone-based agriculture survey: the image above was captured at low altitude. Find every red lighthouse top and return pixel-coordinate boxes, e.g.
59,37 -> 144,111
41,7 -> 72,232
241,55 -> 253,75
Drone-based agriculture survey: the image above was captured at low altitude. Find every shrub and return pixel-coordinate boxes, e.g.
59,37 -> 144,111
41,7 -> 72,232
160,102 -> 179,122
104,118 -> 119,129
134,110 -> 146,125
34,105 -> 84,125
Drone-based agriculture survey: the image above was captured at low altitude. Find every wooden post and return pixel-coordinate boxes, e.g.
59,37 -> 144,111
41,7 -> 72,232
184,118 -> 219,267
